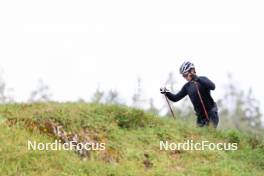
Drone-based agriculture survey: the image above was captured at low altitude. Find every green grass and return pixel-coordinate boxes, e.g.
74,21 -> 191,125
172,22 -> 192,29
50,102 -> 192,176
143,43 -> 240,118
0,102 -> 263,176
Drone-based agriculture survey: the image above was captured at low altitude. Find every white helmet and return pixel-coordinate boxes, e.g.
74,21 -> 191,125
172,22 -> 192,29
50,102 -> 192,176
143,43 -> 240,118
179,61 -> 195,75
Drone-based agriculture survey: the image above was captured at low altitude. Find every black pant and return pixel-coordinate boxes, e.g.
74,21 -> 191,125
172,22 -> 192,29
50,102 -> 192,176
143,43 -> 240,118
196,108 -> 219,128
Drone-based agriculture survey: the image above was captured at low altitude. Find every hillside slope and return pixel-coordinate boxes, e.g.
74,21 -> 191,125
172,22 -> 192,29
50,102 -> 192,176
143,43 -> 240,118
0,103 -> 263,176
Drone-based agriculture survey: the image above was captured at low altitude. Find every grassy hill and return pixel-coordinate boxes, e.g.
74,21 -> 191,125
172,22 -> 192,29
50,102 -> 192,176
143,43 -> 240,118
0,103 -> 263,176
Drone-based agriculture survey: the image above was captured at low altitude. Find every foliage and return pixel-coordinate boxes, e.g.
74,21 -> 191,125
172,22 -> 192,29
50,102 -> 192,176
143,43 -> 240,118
0,103 -> 263,176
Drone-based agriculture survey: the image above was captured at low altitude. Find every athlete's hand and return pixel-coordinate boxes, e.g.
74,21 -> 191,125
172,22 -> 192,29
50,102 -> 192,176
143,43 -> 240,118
160,87 -> 170,94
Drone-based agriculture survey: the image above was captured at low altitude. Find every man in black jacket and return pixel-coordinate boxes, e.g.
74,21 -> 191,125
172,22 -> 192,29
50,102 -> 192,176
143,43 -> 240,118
160,61 -> 219,127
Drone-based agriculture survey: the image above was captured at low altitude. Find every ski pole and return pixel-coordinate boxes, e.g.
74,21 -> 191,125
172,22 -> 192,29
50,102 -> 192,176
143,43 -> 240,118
193,81 -> 209,120
164,95 -> 176,119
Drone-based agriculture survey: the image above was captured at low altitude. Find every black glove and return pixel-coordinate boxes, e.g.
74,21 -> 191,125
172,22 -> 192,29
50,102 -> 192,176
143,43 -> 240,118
160,87 -> 170,94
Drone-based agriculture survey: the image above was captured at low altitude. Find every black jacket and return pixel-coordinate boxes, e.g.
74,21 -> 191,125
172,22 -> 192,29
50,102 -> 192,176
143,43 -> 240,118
165,76 -> 216,117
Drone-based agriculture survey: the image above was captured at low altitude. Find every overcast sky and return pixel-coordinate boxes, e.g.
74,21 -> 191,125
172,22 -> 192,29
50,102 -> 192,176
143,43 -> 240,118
0,0 -> 264,115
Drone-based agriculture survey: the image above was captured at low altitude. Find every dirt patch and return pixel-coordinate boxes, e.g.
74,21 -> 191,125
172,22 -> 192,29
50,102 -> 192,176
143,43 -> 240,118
143,153 -> 153,169
6,118 -> 120,163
